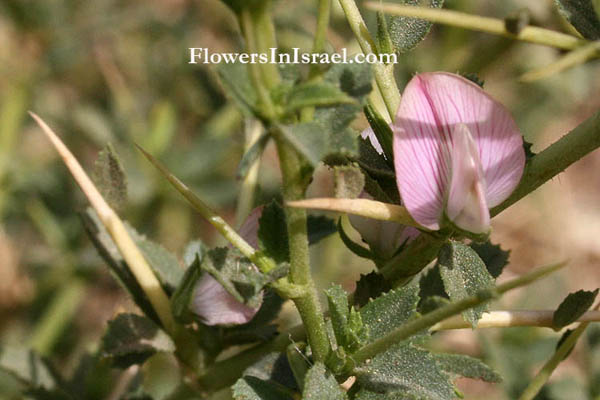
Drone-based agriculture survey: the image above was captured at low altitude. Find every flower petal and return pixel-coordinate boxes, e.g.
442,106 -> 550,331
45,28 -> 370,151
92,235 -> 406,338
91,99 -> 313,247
446,124 -> 490,234
361,126 -> 385,156
393,72 -> 525,229
191,274 -> 260,326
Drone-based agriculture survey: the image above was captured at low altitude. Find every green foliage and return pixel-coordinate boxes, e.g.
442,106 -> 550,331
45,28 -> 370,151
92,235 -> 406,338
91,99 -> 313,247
363,103 -> 394,163
325,284 -> 367,352
80,209 -> 160,324
552,288 -> 599,330
337,218 -> 374,260
170,254 -> 203,324
302,362 -> 348,399
355,344 -> 456,400
93,143 -> 127,212
418,264 -> 449,314
0,346 -> 63,394
285,82 -> 357,113
100,313 -> 175,369
306,215 -> 338,244
434,353 -> 502,383
232,352 -> 298,400
554,0 -> 600,39
217,62 -> 258,117
238,133 -> 270,180
376,11 -> 395,56
437,241 -> 494,327
469,241 -> 510,279
353,271 -> 392,308
387,0 -> 445,53
232,376 -> 294,400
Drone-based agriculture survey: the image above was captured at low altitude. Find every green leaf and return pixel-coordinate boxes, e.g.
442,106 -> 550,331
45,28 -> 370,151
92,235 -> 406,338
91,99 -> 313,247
302,363 -> 348,400
387,0 -> 445,53
418,265 -> 448,314
552,289 -> 599,330
100,313 -> 175,368
434,353 -> 502,383
0,347 -> 61,393
307,215 -> 337,244
170,254 -> 203,323
353,271 -> 392,308
218,0 -> 270,14
359,283 -> 419,342
238,133 -> 270,180
285,82 -> 356,113
93,143 -> 127,212
217,62 -> 258,117
242,352 -> 298,391
258,201 -> 290,264
469,241 -> 510,279
334,164 -> 365,199
326,284 -> 351,349
80,209 -> 160,324
437,241 -> 494,328
355,344 -> 455,400
376,11 -> 395,56
127,224 -> 184,294
555,0 -> 600,39
232,376 -> 295,400
337,219 -> 374,260
363,103 -> 394,164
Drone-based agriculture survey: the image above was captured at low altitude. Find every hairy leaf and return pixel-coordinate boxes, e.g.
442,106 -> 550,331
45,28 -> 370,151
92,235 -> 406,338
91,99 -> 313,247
434,353 -> 502,383
232,376 -> 294,400
170,255 -> 202,323
258,201 -> 290,263
469,241 -> 510,279
553,289 -> 599,330
418,265 -> 448,314
286,82 -> 356,113
437,241 -> 494,328
334,164 -> 365,199
353,271 -> 392,308
307,215 -> 337,244
242,352 -> 298,391
101,314 -> 175,368
302,363 -> 348,399
555,0 -> 600,39
326,284 -> 351,349
388,0 -> 445,53
93,143 -> 127,212
217,62 -> 258,117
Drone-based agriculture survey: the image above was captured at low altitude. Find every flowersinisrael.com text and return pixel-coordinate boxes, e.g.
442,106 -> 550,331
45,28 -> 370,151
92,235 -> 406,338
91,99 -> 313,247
188,47 -> 397,65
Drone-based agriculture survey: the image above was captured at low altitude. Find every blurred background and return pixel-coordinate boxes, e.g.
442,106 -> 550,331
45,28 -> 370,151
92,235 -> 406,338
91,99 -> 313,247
0,0 -> 599,398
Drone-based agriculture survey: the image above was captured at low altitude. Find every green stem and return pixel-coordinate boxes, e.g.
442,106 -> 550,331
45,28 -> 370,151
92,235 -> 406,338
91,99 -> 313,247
521,41 -> 600,82
518,312 -> 595,400
273,133 -> 331,363
348,261 -> 566,370
365,3 -> 590,51
251,0 -> 281,89
240,8 -> 276,119
235,120 -> 263,228
338,0 -> 400,120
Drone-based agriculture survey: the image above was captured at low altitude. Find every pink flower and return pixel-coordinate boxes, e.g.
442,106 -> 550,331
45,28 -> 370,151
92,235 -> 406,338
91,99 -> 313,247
392,72 -> 525,234
190,207 -> 263,326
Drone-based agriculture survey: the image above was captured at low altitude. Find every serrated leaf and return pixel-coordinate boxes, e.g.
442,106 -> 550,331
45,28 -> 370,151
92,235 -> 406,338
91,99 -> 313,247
555,0 -> 600,39
434,353 -> 502,383
258,201 -> 290,263
217,62 -> 258,117
127,225 -> 184,294
101,314 -> 175,368
355,344 -> 455,400
232,376 -> 295,400
469,241 -> 510,279
353,271 -> 392,308
80,209 -> 160,324
93,143 -> 127,212
437,241 -> 494,328
360,283 -> 419,342
388,0 -> 445,53
286,82 -> 356,113
418,265 -> 448,314
302,363 -> 348,399
553,289 -> 599,330
334,164 -> 365,199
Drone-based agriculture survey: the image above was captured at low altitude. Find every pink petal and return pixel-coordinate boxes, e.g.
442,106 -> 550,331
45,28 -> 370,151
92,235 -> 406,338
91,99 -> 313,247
393,72 -> 525,230
446,124 -> 490,234
191,274 -> 260,326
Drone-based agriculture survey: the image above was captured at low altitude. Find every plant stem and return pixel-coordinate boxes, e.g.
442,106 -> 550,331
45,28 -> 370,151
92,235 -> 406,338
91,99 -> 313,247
492,110 -> 600,216
251,0 -> 281,90
273,133 -> 331,363
431,309 -> 600,331
136,145 -> 276,273
518,304 -> 599,400
338,0 -> 400,120
240,8 -> 276,119
364,3 -> 590,51
520,41 -> 600,82
348,261 -> 566,370
31,114 -> 177,335
235,120 -> 263,228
